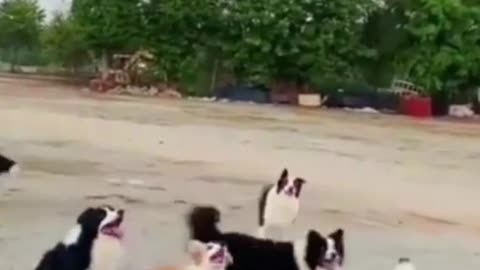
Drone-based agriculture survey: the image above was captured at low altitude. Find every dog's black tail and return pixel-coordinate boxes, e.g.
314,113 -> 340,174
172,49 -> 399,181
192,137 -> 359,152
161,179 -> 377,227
258,184 -> 272,226
187,205 -> 223,242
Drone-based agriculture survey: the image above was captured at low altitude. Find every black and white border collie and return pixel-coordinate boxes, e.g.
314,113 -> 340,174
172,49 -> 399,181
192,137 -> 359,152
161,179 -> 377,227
34,205 -> 125,270
258,168 -> 306,239
187,206 -> 344,270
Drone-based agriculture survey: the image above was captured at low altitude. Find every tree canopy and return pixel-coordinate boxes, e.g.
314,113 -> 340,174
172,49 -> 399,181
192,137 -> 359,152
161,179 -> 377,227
70,0 -> 145,64
1,0 -> 480,95
0,0 -> 44,70
42,12 -> 89,71
395,0 -> 480,92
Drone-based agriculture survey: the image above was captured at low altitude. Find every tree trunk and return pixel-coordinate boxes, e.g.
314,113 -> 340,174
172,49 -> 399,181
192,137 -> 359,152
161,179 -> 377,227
210,58 -> 219,94
9,47 -> 18,73
87,50 -> 99,72
70,65 -> 78,84
100,50 -> 108,72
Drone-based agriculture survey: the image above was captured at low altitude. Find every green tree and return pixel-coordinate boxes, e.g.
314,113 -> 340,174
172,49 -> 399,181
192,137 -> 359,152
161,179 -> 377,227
209,0 -> 381,85
64,0 -> 387,93
363,3 -> 410,87
71,0 -> 146,69
0,0 -> 44,71
143,0 -> 381,90
43,12 -> 89,72
141,0 -> 225,85
393,0 -> 480,94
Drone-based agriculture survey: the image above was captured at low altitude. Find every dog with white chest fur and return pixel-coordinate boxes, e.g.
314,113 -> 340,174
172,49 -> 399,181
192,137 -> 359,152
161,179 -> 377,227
34,205 -> 125,270
257,168 -> 306,239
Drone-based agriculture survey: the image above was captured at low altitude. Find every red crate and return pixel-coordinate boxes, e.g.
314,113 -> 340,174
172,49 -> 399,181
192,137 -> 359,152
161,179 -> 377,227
401,96 -> 432,118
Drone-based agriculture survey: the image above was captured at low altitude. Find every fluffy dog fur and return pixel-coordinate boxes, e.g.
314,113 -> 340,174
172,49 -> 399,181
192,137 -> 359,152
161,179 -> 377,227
187,206 -> 344,270
34,205 -> 125,270
258,168 -> 306,239
154,240 -> 233,270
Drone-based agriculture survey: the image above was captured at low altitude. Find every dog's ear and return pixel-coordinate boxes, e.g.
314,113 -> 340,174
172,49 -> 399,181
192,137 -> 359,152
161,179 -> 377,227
329,229 -> 344,243
280,168 -> 289,180
305,230 -> 327,270
293,178 -> 306,197
276,168 -> 289,193
77,207 -> 96,224
294,178 -> 306,186
307,230 -> 323,243
77,207 -> 106,231
188,240 -> 206,266
329,228 -> 345,265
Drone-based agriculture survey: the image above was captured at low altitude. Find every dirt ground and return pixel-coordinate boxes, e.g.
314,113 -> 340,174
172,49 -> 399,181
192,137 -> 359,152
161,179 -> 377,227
0,77 -> 479,270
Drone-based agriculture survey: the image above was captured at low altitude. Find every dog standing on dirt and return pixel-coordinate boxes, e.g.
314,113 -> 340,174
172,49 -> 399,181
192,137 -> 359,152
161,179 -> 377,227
187,206 -> 344,270
154,240 -> 233,270
34,205 -> 126,270
257,169 -> 306,239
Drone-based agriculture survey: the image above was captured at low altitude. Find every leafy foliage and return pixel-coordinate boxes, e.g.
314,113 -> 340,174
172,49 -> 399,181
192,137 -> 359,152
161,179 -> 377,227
141,0 -> 213,83
71,0 -> 145,59
142,0 -> 382,87
362,3 -> 409,86
2,0 -> 480,97
0,0 -> 44,70
393,0 -> 480,93
43,12 -> 89,70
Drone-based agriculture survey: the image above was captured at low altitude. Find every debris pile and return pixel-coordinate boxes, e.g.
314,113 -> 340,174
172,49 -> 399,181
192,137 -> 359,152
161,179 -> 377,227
106,85 -> 182,99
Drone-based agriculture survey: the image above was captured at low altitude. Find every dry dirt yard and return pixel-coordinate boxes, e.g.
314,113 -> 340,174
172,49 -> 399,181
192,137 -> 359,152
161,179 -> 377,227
0,77 -> 479,270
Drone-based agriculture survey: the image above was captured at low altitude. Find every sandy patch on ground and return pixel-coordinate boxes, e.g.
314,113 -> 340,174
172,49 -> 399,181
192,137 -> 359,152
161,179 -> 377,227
0,79 -> 479,270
